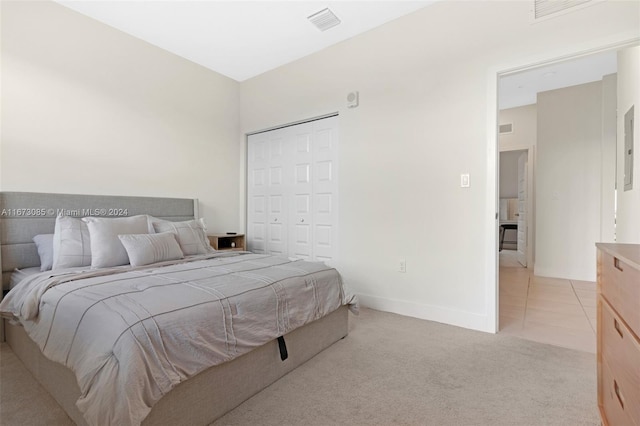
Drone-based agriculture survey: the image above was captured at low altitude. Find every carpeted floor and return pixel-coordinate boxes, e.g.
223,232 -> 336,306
1,308 -> 599,426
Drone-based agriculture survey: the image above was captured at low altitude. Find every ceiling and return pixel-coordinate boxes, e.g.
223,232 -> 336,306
56,0 -> 436,82
56,1 -> 617,99
499,50 -> 618,110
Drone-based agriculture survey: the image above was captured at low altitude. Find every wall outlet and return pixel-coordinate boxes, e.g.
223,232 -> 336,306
399,259 -> 406,273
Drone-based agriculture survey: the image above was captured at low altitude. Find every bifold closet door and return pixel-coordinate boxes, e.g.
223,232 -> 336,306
247,115 -> 338,263
246,128 -> 289,256
289,121 -> 314,260
308,117 -> 338,263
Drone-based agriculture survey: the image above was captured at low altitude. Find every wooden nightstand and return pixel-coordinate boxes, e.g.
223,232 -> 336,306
208,234 -> 245,251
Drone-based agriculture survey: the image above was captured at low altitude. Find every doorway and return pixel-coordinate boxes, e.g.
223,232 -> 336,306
499,149 -> 530,267
494,47 -> 626,352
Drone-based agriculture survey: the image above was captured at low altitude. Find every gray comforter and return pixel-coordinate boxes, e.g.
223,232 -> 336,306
0,252 -> 357,425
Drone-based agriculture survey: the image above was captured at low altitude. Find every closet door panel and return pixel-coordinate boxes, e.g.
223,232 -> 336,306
311,117 -> 338,262
266,130 -> 289,256
290,123 -> 314,260
247,136 -> 269,254
267,194 -> 286,255
248,128 -> 288,255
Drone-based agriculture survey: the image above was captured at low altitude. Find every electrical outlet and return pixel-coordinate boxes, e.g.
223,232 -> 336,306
399,259 -> 406,273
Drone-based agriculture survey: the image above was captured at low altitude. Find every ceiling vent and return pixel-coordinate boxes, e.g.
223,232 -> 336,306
308,8 -> 341,32
532,0 -> 600,21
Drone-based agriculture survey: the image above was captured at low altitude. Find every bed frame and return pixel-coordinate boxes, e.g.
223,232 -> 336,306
0,192 -> 349,425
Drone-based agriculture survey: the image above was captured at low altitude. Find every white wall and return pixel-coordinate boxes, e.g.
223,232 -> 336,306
616,46 -> 640,243
536,82 -> 603,281
601,74 -> 617,243
240,1 -> 639,331
499,105 -> 537,152
0,1 -> 241,232
499,151 -> 520,199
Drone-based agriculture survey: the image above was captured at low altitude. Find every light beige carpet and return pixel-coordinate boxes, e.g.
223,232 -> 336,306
1,308 -> 599,426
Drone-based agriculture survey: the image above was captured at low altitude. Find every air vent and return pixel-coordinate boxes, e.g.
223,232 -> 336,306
308,8 -> 341,32
533,0 -> 598,20
499,123 -> 514,134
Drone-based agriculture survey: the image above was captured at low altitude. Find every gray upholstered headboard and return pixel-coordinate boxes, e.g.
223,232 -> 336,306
0,192 -> 198,291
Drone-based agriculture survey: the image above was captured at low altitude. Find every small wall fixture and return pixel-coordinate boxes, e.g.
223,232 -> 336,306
347,91 -> 359,108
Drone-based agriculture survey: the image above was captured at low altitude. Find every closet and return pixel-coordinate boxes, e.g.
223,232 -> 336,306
246,115 -> 339,263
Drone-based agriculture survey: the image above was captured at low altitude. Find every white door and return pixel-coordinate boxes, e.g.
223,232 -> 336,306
247,129 -> 289,255
517,152 -> 528,267
247,116 -> 339,262
290,122 -> 314,260
246,133 -> 269,254
311,117 -> 339,264
266,130 -> 288,256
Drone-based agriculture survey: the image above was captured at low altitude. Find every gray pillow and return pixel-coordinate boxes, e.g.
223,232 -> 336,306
151,218 -> 214,256
33,234 -> 54,271
118,232 -> 184,267
83,215 -> 150,268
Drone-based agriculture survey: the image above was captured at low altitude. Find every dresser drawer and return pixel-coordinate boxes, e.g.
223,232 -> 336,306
601,356 -> 637,426
600,251 -> 640,337
600,297 -> 640,425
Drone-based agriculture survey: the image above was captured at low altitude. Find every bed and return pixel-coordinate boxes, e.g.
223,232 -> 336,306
0,192 -> 356,425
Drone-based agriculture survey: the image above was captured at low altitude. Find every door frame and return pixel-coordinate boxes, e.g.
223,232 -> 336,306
485,37 -> 639,333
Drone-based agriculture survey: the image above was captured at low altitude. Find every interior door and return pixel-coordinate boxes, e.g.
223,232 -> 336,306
246,133 -> 269,254
312,116 -> 339,264
247,128 -> 289,255
517,152 -> 528,267
289,122 -> 314,260
266,130 -> 288,256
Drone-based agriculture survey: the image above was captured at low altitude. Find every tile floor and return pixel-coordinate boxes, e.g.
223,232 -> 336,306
499,250 -> 597,353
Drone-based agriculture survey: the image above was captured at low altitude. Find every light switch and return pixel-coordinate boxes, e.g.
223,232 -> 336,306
461,173 -> 470,188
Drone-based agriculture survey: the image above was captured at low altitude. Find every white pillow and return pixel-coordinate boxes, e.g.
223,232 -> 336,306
151,218 -> 214,256
52,216 -> 91,270
83,215 -> 150,268
118,232 -> 184,267
33,234 -> 54,271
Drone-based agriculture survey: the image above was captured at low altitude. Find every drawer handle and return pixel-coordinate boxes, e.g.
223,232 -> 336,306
614,318 -> 624,339
614,257 -> 624,272
614,380 -> 625,409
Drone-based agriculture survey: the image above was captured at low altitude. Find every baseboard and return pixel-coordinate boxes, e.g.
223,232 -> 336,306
357,294 -> 493,333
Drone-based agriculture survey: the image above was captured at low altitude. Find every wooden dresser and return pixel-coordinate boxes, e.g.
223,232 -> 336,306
596,243 -> 640,426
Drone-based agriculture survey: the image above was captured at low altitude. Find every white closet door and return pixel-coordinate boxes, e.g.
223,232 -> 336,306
247,128 -> 289,255
311,117 -> 339,263
290,122 -> 314,260
247,115 -> 338,262
265,129 -> 288,256
247,133 -> 269,254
